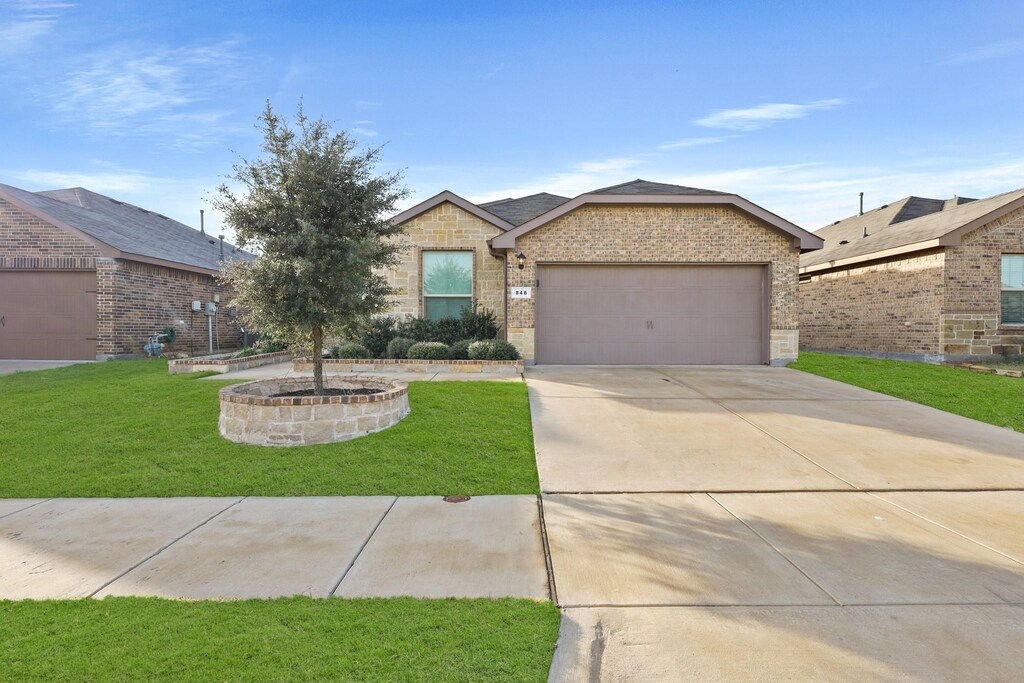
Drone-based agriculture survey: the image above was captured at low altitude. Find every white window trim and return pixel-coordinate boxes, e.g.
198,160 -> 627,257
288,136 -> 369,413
1000,254 -> 1024,326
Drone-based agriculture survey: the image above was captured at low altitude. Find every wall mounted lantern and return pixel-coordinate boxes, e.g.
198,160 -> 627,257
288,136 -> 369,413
515,252 -> 526,270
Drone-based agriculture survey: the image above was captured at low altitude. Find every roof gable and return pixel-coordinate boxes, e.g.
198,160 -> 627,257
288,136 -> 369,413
390,191 -> 514,231
591,179 -> 728,196
801,188 -> 1024,272
0,183 -> 251,273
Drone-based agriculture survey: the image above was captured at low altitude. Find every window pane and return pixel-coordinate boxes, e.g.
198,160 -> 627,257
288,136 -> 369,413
1002,291 -> 1024,324
423,252 -> 472,295
1002,255 -> 1024,289
424,297 -> 471,321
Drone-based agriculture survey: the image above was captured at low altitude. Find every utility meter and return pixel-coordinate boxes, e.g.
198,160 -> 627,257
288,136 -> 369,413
191,300 -> 202,312
205,302 -> 217,316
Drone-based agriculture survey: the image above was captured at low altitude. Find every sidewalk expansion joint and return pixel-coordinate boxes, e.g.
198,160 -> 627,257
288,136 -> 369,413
329,495 -> 399,597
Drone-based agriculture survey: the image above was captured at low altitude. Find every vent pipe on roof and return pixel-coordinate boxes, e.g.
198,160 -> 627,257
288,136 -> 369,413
863,226 -> 869,238
200,209 -> 205,235
218,234 -> 225,261
859,192 -> 864,216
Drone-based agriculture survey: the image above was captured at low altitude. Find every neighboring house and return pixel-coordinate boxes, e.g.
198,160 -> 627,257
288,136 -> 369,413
800,189 -> 1024,361
0,183 -> 251,360
389,179 -> 822,365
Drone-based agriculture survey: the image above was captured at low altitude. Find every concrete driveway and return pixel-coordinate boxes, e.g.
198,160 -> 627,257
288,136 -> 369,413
527,366 -> 1024,682
0,360 -> 88,376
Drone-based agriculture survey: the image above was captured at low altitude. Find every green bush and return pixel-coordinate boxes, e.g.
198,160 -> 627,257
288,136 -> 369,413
396,317 -> 435,342
468,339 -> 520,361
459,305 -> 500,341
450,339 -> 474,360
433,316 -> 463,346
332,342 -> 372,359
358,316 -> 398,358
386,337 -> 416,360
233,340 -> 287,358
406,341 -> 451,360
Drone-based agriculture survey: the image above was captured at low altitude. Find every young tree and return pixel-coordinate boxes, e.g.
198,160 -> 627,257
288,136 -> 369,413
216,102 -> 408,395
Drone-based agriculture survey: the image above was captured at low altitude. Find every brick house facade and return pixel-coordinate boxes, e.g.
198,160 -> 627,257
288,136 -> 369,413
800,191 -> 1024,361
0,186 -> 246,360
390,180 -> 821,365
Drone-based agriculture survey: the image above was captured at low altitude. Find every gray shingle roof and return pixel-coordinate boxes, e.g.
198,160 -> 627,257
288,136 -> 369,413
479,192 -> 570,226
0,184 -> 251,272
802,189 -> 1024,269
590,179 -> 728,196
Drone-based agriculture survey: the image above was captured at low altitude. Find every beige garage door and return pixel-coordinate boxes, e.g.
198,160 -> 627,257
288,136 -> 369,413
0,271 -> 97,360
535,264 -> 767,365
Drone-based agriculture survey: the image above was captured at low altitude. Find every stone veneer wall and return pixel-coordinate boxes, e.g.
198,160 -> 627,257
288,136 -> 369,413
799,250 -> 946,357
940,206 -> 1024,357
505,205 -> 801,363
388,202 -> 506,328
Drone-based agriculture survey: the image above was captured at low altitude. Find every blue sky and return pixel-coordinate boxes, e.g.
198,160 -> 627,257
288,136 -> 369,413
2,0 -> 1023,242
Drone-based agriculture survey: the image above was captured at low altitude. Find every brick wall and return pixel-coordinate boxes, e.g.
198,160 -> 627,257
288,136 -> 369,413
96,258 -> 242,358
387,202 -> 506,327
505,205 -> 801,362
799,251 -> 945,356
0,197 -> 99,269
940,206 -> 1024,356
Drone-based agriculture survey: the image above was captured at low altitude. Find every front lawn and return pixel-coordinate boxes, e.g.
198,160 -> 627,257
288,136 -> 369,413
0,597 -> 560,682
793,352 -> 1024,432
0,361 -> 538,497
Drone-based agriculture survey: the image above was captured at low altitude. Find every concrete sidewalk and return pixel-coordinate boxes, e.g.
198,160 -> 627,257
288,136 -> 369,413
0,496 -> 549,601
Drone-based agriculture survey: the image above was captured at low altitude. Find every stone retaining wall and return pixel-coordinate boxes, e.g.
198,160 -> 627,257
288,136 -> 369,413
293,357 -> 524,374
219,376 -> 409,446
169,350 -> 292,374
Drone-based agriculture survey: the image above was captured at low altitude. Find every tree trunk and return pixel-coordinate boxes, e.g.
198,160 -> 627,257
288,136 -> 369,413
311,325 -> 325,396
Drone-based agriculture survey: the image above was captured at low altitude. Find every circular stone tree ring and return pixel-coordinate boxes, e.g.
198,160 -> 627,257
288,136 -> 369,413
218,376 -> 410,446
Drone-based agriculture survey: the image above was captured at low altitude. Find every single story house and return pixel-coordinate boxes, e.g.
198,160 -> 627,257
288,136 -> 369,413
799,188 -> 1024,361
389,179 -> 823,365
0,183 -> 250,360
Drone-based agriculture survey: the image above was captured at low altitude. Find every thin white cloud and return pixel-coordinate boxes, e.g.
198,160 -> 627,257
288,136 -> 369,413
483,62 -> 506,80
657,136 -> 734,150
0,0 -> 74,56
695,98 -> 846,131
468,156 -> 645,204
51,41 -> 247,148
944,39 -> 1024,64
355,100 -> 382,110
12,167 -> 158,193
351,127 -> 378,137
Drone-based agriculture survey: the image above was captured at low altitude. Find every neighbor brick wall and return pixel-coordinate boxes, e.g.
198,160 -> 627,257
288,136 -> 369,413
0,197 -> 100,270
940,206 -> 1024,356
799,250 -> 945,356
96,258 -> 242,357
506,205 -> 801,362
387,202 -> 506,328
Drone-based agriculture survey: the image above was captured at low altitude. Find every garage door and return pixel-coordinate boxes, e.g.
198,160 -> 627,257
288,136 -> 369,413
0,271 -> 97,360
535,264 -> 767,365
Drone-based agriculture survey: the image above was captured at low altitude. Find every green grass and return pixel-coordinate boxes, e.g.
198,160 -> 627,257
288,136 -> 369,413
0,597 -> 560,682
0,360 -> 539,497
793,352 -> 1024,432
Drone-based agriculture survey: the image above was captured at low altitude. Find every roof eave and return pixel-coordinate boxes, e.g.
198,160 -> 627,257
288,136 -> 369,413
491,193 -> 823,251
390,191 -> 514,231
800,239 -> 944,274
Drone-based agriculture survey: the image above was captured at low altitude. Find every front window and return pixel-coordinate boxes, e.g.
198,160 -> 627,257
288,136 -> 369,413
422,251 -> 472,320
1002,254 -> 1024,324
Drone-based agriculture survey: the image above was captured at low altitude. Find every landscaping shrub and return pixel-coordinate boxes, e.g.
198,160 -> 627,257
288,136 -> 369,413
432,316 -> 463,346
332,342 -> 372,359
459,305 -> 500,341
406,341 -> 451,360
396,317 -> 435,342
358,316 -> 398,358
468,339 -> 520,361
233,340 -> 288,358
450,339 -> 474,360
386,336 -> 416,360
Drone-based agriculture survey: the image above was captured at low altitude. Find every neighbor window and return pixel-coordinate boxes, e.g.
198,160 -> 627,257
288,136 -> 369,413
1002,254 -> 1024,324
422,251 -> 473,320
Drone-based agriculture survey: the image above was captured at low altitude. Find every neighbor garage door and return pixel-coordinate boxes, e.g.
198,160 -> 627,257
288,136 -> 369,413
534,264 -> 767,365
0,271 -> 97,360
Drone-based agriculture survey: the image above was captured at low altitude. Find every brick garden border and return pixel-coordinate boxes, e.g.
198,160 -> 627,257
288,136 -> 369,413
292,357 -> 524,374
168,350 -> 292,375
